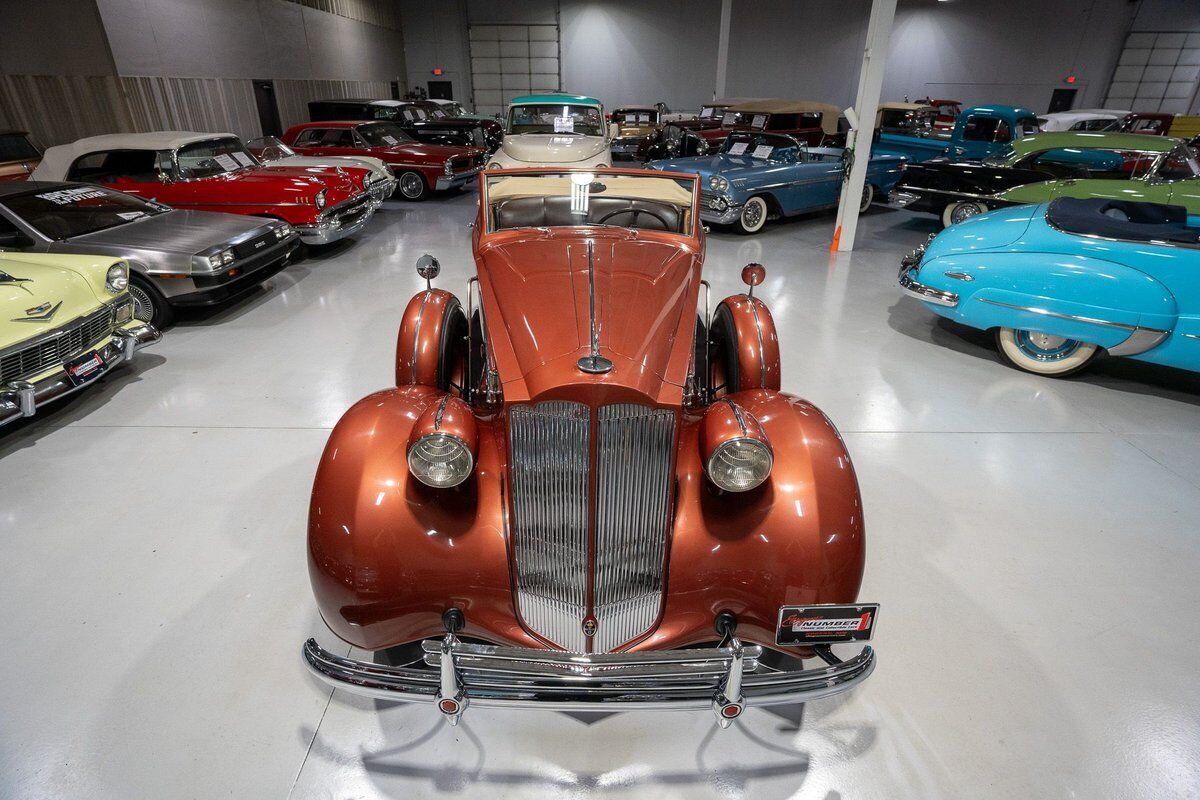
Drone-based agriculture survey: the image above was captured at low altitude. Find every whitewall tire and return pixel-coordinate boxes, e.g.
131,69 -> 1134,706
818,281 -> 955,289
734,196 -> 769,235
942,200 -> 988,228
859,183 -> 874,213
995,327 -> 1099,376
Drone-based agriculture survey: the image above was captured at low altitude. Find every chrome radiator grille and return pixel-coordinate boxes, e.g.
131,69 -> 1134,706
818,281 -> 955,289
593,404 -> 676,652
509,401 -> 591,652
0,304 -> 114,384
508,401 -> 676,653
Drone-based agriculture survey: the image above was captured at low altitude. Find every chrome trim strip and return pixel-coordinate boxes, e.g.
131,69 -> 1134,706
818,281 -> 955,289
977,298 -> 1141,331
977,298 -> 1171,356
898,265 -> 959,307
1108,327 -> 1171,356
593,404 -> 676,652
748,298 -> 767,387
408,290 -> 431,383
302,637 -> 875,713
1183,333 -> 1200,340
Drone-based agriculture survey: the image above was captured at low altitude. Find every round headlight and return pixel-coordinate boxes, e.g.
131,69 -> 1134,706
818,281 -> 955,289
314,189 -> 327,209
709,175 -> 729,192
408,433 -> 474,488
105,262 -> 129,294
486,160 -> 502,169
706,438 -> 773,492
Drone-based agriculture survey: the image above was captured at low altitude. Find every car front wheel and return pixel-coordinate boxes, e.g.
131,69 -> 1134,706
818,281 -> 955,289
398,171 -> 428,201
129,274 -> 174,329
859,183 -> 874,212
995,327 -> 1098,376
734,196 -> 769,235
942,200 -> 987,228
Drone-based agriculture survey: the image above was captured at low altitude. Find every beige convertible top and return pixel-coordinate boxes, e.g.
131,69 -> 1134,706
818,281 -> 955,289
486,174 -> 694,207
33,131 -> 237,181
726,99 -> 842,134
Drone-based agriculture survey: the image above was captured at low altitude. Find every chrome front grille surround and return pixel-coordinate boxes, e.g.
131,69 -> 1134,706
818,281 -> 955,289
508,401 -> 677,653
593,404 -> 677,652
509,401 -> 591,653
0,304 -> 116,384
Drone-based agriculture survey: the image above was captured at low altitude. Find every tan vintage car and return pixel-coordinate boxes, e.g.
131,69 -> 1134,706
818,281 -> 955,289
609,106 -> 665,161
0,131 -> 41,182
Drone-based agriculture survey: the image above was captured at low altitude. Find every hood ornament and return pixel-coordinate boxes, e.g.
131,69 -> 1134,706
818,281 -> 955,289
576,240 -> 612,374
15,300 -> 61,322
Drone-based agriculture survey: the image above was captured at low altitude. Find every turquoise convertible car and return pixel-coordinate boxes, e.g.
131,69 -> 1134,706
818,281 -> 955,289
899,197 -> 1200,377
647,131 -> 905,234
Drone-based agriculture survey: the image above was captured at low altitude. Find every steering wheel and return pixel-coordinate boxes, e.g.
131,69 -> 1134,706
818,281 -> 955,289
596,207 -> 671,230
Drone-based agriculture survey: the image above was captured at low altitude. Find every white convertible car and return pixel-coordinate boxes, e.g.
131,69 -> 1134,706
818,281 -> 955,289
246,135 -> 396,204
1036,109 -> 1130,132
485,94 -> 612,170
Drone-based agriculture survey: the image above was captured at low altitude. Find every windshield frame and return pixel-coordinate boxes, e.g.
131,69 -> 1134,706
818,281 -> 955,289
1,185 -> 171,240
506,103 -> 606,137
174,136 -> 262,181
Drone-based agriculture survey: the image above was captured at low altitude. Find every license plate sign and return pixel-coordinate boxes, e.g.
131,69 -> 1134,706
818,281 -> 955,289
776,604 -> 879,645
64,350 -> 105,386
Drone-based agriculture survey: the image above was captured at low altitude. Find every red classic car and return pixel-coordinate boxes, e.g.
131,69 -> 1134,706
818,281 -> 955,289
698,99 -> 844,149
927,99 -> 963,131
1115,112 -> 1174,136
303,167 -> 877,726
0,131 -> 41,181
32,133 -> 376,245
281,121 -> 487,201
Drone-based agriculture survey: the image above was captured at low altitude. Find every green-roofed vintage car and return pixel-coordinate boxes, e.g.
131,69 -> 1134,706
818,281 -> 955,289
486,94 -> 612,169
891,131 -> 1200,227
0,252 -> 159,426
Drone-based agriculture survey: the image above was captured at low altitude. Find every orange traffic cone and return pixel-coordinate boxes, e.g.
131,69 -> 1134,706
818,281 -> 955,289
830,225 -> 842,252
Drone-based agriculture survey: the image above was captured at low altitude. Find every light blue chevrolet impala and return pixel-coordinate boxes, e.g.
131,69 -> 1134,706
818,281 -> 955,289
899,197 -> 1200,378
647,131 -> 906,234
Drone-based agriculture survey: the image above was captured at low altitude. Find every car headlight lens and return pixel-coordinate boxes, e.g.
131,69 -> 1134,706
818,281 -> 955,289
314,189 -> 327,209
408,433 -> 474,488
444,159 -> 454,176
363,174 -> 370,189
487,160 -> 502,169
105,262 -> 129,294
706,438 -> 773,492
710,175 -> 729,192
275,223 -> 292,239
221,249 -> 234,265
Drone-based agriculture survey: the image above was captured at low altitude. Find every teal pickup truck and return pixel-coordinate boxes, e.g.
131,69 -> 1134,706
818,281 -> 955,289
874,104 -> 1042,163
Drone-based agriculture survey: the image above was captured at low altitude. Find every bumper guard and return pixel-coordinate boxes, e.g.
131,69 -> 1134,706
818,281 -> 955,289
303,634 -> 875,728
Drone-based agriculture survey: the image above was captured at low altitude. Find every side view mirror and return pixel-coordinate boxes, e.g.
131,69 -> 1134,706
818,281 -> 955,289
156,171 -> 173,184
741,263 -> 766,298
416,253 -> 440,288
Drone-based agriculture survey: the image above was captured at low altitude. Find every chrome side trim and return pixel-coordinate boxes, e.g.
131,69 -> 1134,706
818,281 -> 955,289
898,265 -> 959,307
748,298 -> 768,387
408,290 -> 431,383
1107,327 -> 1171,356
593,405 -> 676,652
302,637 -> 875,718
977,298 -> 1171,356
1183,333 -> 1200,340
978,297 -> 1140,331
509,401 -> 591,652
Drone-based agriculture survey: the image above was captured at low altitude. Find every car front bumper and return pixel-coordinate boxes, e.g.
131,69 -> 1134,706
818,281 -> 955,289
436,167 -> 482,191
370,176 -> 398,203
295,197 -> 375,245
303,634 -> 875,727
0,324 -> 161,427
700,203 -> 744,226
898,261 -> 959,307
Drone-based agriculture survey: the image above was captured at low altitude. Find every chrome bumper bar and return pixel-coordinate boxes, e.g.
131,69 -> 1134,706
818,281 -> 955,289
303,634 -> 875,728
0,324 -> 161,427
436,167 -> 482,191
899,263 -> 959,307
889,190 -> 921,208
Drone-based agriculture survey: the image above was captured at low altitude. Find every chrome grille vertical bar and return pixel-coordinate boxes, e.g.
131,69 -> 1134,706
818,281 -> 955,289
593,404 -> 676,652
509,401 -> 591,652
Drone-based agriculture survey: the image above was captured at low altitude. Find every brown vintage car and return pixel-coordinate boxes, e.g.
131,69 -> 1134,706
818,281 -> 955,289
303,167 -> 877,726
609,106 -> 664,161
0,131 -> 42,181
699,99 -> 844,149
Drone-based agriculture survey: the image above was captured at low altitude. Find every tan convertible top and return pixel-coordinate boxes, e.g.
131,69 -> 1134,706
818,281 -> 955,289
875,101 -> 935,126
727,99 -> 842,134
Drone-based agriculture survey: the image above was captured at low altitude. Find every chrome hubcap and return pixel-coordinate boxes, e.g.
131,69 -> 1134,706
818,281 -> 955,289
743,201 -> 763,228
401,174 -> 423,197
951,203 -> 982,224
1015,330 -> 1081,362
129,284 -> 154,323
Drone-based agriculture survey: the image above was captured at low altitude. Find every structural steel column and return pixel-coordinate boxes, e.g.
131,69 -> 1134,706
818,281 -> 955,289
714,0 -> 732,100
833,0 -> 898,253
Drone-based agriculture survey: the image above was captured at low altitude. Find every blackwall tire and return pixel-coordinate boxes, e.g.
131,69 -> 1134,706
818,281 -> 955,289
399,171 -> 428,201
129,275 -> 174,329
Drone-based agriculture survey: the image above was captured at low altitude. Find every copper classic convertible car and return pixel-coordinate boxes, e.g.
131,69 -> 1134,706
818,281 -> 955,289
303,167 -> 877,726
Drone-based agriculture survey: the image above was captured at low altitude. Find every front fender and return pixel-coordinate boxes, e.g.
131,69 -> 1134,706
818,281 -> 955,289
916,251 -> 1178,347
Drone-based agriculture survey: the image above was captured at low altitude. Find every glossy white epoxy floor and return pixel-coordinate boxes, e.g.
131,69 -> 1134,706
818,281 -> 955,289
3,193 -> 1200,800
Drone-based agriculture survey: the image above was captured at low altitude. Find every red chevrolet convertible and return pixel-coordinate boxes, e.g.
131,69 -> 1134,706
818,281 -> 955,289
303,167 -> 877,726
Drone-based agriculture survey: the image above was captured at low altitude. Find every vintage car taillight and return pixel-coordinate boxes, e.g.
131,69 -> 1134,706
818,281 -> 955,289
700,399 -> 773,492
406,395 -> 478,488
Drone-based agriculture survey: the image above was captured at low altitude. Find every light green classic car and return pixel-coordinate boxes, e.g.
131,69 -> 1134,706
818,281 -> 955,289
892,131 -> 1200,226
1,252 -> 160,427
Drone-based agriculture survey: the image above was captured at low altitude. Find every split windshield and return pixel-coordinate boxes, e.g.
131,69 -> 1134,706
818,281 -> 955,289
176,137 -> 259,179
3,185 -> 168,239
507,103 -> 605,136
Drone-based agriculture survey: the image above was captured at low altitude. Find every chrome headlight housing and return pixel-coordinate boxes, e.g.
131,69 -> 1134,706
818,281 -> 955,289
706,437 -> 773,492
486,160 -> 503,170
443,159 -> 455,176
274,223 -> 293,239
408,432 -> 474,488
202,249 -> 234,269
709,175 -> 729,193
314,189 -> 327,209
105,262 -> 129,294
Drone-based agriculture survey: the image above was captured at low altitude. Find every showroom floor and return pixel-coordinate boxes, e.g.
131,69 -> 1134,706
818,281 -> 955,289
3,191 -> 1200,800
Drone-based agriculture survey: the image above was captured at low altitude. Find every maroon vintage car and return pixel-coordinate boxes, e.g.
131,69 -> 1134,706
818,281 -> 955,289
281,121 -> 487,201
0,130 -> 41,181
32,132 -> 376,245
1115,112 -> 1175,136
698,99 -> 844,149
302,167 -> 877,727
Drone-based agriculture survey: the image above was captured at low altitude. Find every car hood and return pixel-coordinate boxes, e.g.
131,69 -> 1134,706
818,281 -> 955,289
257,164 -> 361,194
476,232 -> 700,404
614,124 -> 657,139
925,204 -> 1038,259
649,154 -> 780,184
0,256 -> 106,332
499,135 -> 609,163
68,209 -> 276,256
273,154 -> 390,180
375,143 -> 483,162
